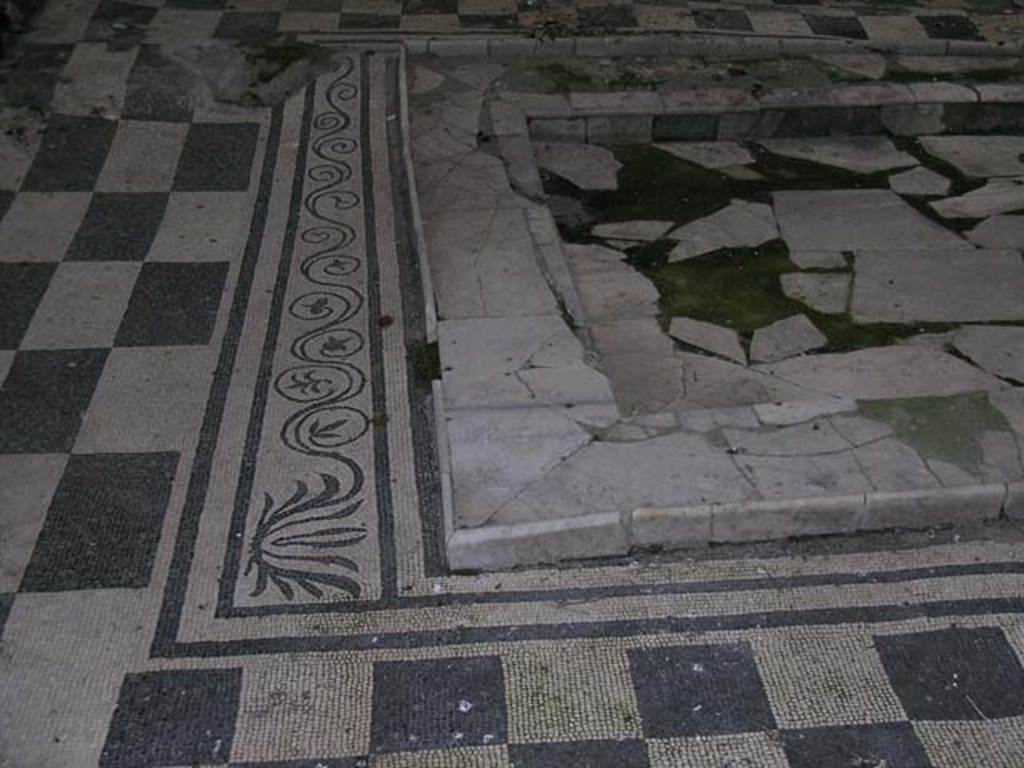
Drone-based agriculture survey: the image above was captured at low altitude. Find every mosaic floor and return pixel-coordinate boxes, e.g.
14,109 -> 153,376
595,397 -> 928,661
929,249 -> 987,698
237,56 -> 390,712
4,2 -> 1024,766
20,0 -> 1024,44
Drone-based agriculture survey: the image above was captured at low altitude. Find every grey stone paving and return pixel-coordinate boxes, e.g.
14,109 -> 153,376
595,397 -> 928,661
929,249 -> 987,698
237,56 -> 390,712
654,141 -> 754,170
851,250 -> 1024,323
888,166 -> 951,197
750,314 -> 828,363
953,326 -> 1024,382
920,135 -> 1024,178
780,273 -> 850,315
774,189 -> 970,251
932,178 -> 1024,218
669,317 -> 746,365
534,141 -> 622,191
968,215 -> 1024,248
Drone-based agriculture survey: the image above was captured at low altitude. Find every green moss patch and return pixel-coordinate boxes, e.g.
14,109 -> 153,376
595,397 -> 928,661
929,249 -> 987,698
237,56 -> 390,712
407,340 -> 441,383
541,139 -> 972,353
860,393 -> 1012,472
629,240 -> 954,352
639,240 -> 798,334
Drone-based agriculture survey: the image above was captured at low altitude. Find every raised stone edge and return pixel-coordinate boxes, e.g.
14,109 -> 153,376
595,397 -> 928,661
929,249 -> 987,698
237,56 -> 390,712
398,45 -> 438,343
446,511 -> 628,571
391,33 -> 1023,60
523,203 -> 589,328
433,379 -> 458,551
628,483 -> 1008,548
1007,480 -> 1024,521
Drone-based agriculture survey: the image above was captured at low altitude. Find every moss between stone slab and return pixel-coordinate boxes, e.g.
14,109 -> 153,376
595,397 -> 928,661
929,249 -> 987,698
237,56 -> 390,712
605,69 -> 662,91
545,144 -> 893,242
407,341 -> 441,383
246,39 -> 330,84
638,240 -> 797,333
859,393 -> 1012,472
544,145 -> 743,236
532,63 -> 598,92
540,139 -> 978,353
631,240 -> 956,352
749,145 -> 892,191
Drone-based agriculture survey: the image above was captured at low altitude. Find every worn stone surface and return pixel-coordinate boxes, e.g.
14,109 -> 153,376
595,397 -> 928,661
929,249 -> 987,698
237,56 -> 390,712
533,141 -> 622,191
676,351 -> 826,408
721,165 -> 765,181
440,316 -> 613,409
654,141 -> 754,169
928,459 -> 978,487
775,190 -> 969,251
781,272 -> 851,315
667,200 -> 778,262
894,55 -> 1020,75
889,167 -> 951,197
448,406 -> 594,528
754,346 -> 1005,400
991,388 -> 1024,443
724,420 -> 850,457
507,431 -> 757,523
417,150 -> 522,218
967,215 -> 1024,248
669,317 -> 746,365
980,430 -> 1023,482
427,206 -> 558,319
931,179 -> 1024,219
831,415 -> 895,446
881,104 -> 945,137
750,314 -> 828,364
788,250 -> 848,269
754,399 -> 857,427
592,319 -> 683,414
676,405 -> 759,433
760,138 -> 917,175
920,136 -> 1024,179
591,220 -> 673,242
735,452 -> 873,500
410,64 -> 444,94
952,326 -> 1024,382
854,438 -> 942,492
852,250 -> 1024,323
566,243 -> 660,322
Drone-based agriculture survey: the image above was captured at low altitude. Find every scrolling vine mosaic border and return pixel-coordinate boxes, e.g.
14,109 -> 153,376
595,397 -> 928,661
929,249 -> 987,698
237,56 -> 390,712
246,60 -> 371,604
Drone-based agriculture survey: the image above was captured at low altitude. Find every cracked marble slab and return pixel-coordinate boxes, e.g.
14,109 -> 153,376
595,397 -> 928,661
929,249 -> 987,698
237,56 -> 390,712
759,137 -> 918,175
667,200 -> 778,262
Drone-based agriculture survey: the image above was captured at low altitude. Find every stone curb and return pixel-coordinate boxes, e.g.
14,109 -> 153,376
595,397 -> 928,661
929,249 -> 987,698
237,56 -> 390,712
515,82 -> 1024,143
409,33 -> 1024,59
448,511 -> 628,572
1007,480 -> 1024,521
432,379 -> 457,557
448,482 -> 1015,571
398,46 -> 438,344
629,483 -> 1009,549
310,33 -> 1024,60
